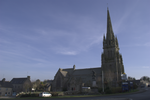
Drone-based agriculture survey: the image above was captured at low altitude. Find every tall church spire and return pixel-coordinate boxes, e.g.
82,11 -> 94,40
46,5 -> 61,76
106,8 -> 114,40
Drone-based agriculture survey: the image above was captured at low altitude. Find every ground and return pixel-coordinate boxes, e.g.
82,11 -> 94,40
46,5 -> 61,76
0,87 -> 149,100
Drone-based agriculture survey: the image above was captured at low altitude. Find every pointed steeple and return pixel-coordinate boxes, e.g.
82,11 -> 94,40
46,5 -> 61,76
106,8 -> 115,40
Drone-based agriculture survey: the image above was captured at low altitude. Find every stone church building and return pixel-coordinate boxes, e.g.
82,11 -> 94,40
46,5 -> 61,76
52,8 -> 125,92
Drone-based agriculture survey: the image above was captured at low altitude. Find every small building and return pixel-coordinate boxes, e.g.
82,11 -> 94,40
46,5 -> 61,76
140,80 -> 150,87
0,78 -> 13,96
11,76 -> 32,93
44,80 -> 53,91
45,84 -> 51,92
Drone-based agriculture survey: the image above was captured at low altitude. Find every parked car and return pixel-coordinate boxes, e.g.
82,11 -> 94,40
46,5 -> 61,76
39,92 -> 52,97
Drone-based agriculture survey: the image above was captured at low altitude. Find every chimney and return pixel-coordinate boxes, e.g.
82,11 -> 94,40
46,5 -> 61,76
27,76 -> 30,80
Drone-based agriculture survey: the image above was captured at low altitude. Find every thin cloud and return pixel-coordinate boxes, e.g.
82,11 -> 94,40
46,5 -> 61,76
135,42 -> 150,47
142,66 -> 149,68
113,2 -> 138,34
0,50 -> 48,63
31,15 -> 104,56
58,51 -> 77,55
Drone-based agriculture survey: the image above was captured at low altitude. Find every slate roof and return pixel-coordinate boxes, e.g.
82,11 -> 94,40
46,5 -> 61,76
62,68 -> 74,74
60,70 -> 68,77
61,67 -> 102,83
11,78 -> 28,84
0,81 -> 13,88
72,67 -> 101,76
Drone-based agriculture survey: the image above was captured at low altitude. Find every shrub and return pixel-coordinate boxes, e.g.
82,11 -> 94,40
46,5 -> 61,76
105,87 -> 112,94
110,87 -> 122,93
133,83 -> 138,89
50,92 -> 58,96
20,94 -> 30,97
98,88 -> 103,93
20,93 -> 39,97
105,89 -> 112,94
30,94 -> 39,97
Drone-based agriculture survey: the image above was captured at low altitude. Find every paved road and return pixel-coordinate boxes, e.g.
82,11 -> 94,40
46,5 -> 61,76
112,87 -> 150,100
53,87 -> 150,100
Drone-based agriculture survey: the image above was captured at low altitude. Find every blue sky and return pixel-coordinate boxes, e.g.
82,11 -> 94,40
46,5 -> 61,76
0,0 -> 150,81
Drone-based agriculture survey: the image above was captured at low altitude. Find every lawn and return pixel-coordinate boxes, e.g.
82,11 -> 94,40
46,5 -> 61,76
5,89 -> 139,99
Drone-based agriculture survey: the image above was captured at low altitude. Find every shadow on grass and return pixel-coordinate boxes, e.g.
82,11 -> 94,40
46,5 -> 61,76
6,89 -> 139,99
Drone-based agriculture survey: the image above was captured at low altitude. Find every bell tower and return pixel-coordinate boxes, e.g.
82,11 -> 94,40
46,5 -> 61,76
101,8 -> 124,87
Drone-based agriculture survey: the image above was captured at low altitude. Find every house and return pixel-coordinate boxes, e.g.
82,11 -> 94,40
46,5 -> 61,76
140,80 -> 150,87
45,84 -> 51,92
11,76 -> 32,93
0,78 -> 13,96
44,80 -> 53,91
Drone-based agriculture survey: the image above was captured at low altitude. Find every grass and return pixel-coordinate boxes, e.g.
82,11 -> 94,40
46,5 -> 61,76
3,89 -> 139,99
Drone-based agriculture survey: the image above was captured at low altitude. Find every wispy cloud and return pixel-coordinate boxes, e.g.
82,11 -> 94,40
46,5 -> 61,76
29,14 -> 104,55
135,42 -> 150,47
113,1 -> 138,34
142,66 -> 150,68
121,42 -> 150,47
58,51 -> 77,55
0,50 -> 48,63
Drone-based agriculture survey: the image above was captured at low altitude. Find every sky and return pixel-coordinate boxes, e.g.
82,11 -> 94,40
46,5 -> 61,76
0,0 -> 150,81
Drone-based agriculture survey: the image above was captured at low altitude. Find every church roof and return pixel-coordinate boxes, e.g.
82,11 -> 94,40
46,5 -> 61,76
61,67 -> 101,76
60,70 -> 68,77
73,67 -> 101,83
72,67 -> 101,76
61,67 -> 101,83
62,68 -> 74,75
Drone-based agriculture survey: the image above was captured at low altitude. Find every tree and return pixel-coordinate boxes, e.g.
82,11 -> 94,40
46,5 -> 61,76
31,79 -> 41,91
140,76 -> 150,82
128,76 -> 136,80
143,76 -> 146,81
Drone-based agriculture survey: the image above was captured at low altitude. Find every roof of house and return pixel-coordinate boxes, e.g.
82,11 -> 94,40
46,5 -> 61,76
11,78 -> 28,84
0,80 -> 13,88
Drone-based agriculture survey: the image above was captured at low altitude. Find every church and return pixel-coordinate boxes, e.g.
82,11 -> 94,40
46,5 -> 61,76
52,8 -> 125,92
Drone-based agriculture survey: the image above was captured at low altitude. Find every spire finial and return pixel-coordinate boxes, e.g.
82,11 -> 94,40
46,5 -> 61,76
107,3 -> 109,10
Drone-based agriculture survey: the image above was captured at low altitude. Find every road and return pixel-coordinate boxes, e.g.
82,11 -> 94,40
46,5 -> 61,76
113,87 -> 150,100
54,87 -> 150,100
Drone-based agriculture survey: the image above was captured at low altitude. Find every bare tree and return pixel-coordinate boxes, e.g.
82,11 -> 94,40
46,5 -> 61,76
24,82 -> 31,92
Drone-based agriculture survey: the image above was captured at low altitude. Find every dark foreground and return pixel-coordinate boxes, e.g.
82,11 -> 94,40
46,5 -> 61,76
0,87 -> 149,100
